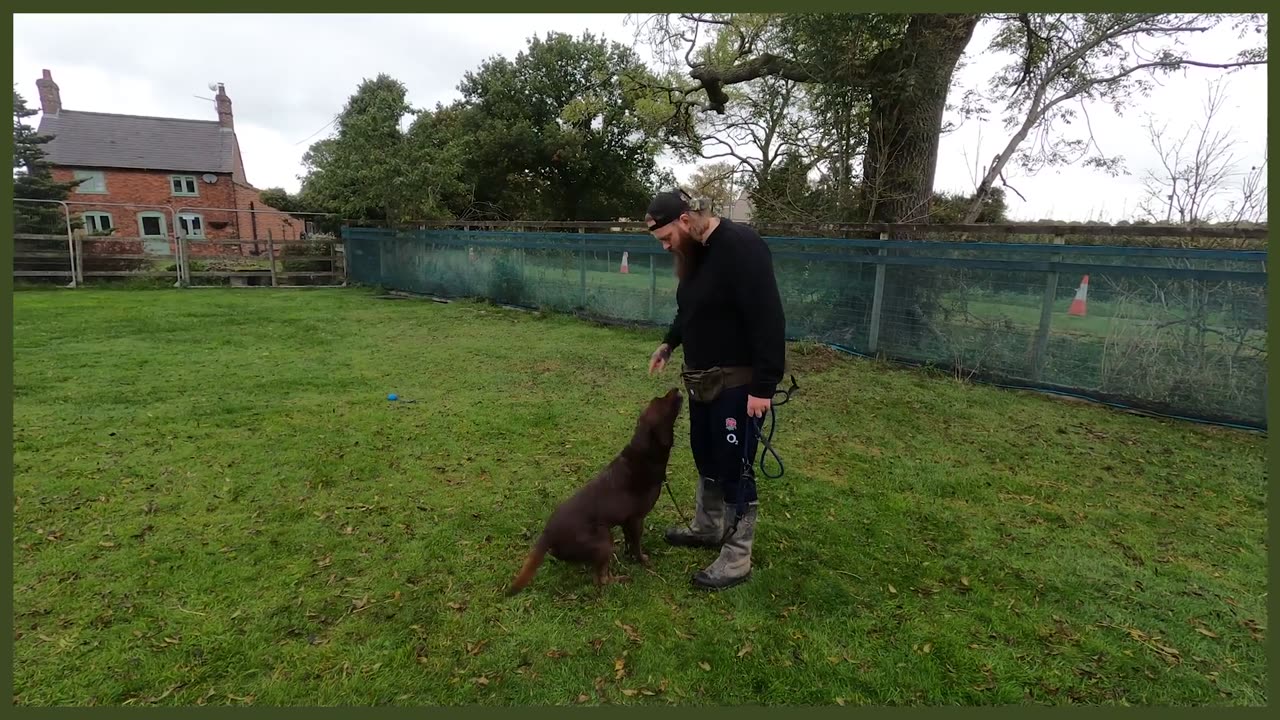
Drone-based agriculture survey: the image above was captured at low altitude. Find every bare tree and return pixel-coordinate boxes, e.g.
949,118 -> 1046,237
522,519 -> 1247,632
686,161 -> 743,213
670,75 -> 828,191
1227,149 -> 1268,224
962,13 -> 1267,223
1137,78 -> 1265,226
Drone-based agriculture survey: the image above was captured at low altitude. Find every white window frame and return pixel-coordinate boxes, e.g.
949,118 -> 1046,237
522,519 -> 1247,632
170,174 -> 199,197
81,212 -> 113,235
177,213 -> 206,239
137,212 -> 168,238
73,169 -> 107,194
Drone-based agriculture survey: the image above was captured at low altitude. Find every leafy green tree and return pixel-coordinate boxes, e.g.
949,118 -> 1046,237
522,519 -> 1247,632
299,74 -> 465,226
450,31 -> 670,220
13,88 -> 80,234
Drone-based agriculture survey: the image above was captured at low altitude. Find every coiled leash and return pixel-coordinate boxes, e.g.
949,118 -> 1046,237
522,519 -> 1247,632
663,376 -> 799,533
720,375 -> 799,543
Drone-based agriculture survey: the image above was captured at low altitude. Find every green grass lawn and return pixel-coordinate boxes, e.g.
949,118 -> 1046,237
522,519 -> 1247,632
12,288 -> 1266,706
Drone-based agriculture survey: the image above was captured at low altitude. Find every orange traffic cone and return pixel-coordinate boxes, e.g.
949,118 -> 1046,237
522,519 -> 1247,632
1067,275 -> 1089,316
620,251 -> 630,274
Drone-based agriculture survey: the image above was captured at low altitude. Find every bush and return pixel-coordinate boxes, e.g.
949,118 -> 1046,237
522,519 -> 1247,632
487,253 -> 527,305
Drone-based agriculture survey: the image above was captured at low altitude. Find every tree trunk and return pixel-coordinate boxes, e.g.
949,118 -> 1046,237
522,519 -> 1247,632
860,14 -> 978,224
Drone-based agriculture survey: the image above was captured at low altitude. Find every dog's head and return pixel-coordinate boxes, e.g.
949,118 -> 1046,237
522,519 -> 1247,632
633,387 -> 683,453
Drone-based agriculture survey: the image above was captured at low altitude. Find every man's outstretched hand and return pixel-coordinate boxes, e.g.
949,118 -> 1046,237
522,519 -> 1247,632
649,343 -> 672,375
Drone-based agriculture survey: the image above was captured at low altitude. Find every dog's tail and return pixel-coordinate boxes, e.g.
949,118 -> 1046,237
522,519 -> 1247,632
506,534 -> 550,596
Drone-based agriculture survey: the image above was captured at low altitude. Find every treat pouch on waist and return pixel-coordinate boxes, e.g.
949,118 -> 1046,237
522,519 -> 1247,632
681,365 -> 753,403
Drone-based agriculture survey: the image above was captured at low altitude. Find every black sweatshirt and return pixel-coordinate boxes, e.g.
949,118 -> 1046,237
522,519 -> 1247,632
662,218 -> 787,399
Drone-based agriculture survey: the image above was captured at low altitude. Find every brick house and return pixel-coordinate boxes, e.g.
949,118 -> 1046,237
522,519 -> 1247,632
35,69 -> 299,257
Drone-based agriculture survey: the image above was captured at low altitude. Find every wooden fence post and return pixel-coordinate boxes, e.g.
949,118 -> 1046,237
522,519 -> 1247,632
266,229 -> 278,287
648,254 -> 657,322
1030,234 -> 1066,380
73,233 -> 85,286
867,232 -> 889,354
579,227 -> 587,308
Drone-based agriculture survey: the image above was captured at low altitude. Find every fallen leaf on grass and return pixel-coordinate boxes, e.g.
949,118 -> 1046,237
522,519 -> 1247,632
614,657 -> 626,680
1194,627 -> 1219,638
615,620 -> 642,643
99,541 -> 116,548
576,694 -> 589,704
447,602 -> 466,612
621,689 -> 638,697
737,643 -> 752,658
1153,643 -> 1182,664
698,661 -> 711,671
887,584 -> 897,595
474,676 -> 489,686
546,649 -> 568,659
836,697 -> 846,706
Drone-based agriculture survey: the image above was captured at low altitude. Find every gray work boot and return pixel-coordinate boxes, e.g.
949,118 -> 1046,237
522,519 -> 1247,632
664,477 -> 725,548
692,502 -> 757,590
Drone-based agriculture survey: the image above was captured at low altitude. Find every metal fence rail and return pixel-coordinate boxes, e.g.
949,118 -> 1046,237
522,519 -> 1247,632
343,227 -> 1269,429
12,199 -> 347,288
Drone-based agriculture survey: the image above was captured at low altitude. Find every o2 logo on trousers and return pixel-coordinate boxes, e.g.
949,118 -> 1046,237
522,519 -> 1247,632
725,416 -> 739,444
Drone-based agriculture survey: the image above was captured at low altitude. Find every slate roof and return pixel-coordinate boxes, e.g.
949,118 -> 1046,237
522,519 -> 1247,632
37,110 -> 238,174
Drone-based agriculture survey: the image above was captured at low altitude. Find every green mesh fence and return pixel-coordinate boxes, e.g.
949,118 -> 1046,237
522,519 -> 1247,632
343,227 -> 1268,429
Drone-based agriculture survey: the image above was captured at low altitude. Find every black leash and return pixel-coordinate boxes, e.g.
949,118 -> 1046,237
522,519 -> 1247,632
665,371 -> 793,535
664,376 -> 800,535
719,375 -> 798,543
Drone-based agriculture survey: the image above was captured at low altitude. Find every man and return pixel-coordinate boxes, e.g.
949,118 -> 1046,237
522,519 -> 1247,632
645,189 -> 786,590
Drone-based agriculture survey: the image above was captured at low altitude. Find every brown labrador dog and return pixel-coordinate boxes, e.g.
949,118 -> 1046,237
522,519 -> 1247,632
507,388 -> 683,594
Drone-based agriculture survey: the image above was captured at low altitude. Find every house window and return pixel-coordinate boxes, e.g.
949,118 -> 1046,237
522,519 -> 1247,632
177,213 -> 205,238
73,170 -> 107,194
170,175 -> 199,196
82,212 -> 113,235
137,212 -> 168,238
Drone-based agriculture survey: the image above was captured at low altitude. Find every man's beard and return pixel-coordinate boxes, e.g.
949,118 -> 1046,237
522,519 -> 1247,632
669,229 -> 707,281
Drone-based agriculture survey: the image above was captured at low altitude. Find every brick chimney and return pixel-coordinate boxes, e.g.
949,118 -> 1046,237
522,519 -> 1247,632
214,82 -> 233,129
36,69 -> 61,115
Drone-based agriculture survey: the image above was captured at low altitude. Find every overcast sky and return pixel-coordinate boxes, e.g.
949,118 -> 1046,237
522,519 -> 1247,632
13,13 -> 1268,222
